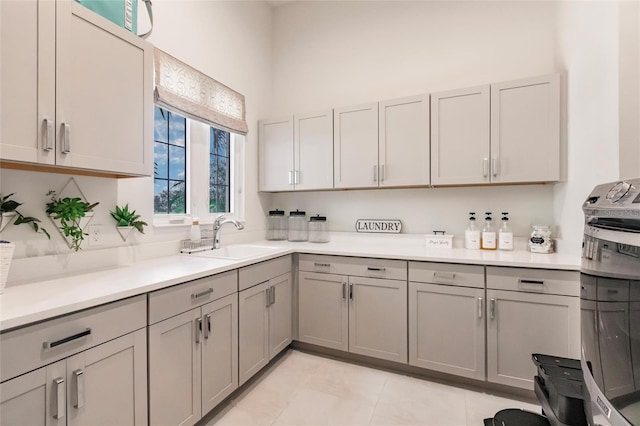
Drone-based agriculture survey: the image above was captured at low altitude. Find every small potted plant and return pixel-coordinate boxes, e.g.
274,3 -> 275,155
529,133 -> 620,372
110,204 -> 147,241
46,191 -> 99,252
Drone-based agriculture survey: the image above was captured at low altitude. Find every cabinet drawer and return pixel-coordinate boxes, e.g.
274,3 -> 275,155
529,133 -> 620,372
1,295 -> 146,382
239,255 -> 292,291
486,267 -> 579,297
149,270 -> 237,324
409,262 -> 484,288
299,254 -> 407,280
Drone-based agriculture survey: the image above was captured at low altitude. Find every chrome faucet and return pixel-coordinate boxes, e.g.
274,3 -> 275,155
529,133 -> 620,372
212,216 -> 244,249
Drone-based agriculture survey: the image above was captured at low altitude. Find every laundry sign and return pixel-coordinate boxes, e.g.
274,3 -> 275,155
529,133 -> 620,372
355,219 -> 402,234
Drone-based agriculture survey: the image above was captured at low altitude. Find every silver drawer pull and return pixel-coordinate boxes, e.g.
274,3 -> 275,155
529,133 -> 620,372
43,119 -> 54,151
367,267 -> 386,272
433,272 -> 455,282
342,281 -> 347,299
478,297 -> 483,319
314,262 -> 331,268
607,289 -> 619,294
519,279 -> 544,286
490,298 -> 496,320
61,122 -> 71,154
191,288 -> 213,300
195,318 -> 202,344
72,369 -> 84,409
271,286 -> 276,305
43,328 -> 91,350
204,314 -> 211,339
53,377 -> 65,419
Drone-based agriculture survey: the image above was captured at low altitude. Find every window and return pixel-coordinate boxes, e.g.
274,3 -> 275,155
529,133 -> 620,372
153,106 -> 244,223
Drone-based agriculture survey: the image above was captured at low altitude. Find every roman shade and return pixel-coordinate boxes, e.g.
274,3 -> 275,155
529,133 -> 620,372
153,48 -> 248,135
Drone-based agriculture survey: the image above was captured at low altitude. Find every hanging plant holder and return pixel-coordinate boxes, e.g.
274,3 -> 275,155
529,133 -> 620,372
47,178 -> 97,251
0,212 -> 17,233
116,226 -> 134,241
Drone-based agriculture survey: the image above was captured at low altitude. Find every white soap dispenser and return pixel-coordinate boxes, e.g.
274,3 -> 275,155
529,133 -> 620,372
464,213 -> 481,250
481,212 -> 497,250
190,216 -> 201,243
498,212 -> 514,251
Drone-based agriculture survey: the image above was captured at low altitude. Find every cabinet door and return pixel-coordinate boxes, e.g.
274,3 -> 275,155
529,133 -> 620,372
349,276 -> 407,363
66,328 -> 147,426
201,293 -> 238,414
238,282 -> 269,386
487,290 -> 580,390
259,116 -> 294,191
0,361 -> 65,426
490,75 -> 559,183
431,86 -> 490,185
55,1 -> 152,176
334,103 -> 379,189
268,272 -> 293,359
294,110 -> 334,190
597,301 -> 634,399
379,95 -> 430,187
298,271 -> 349,351
0,0 -> 55,165
149,309 -> 201,426
409,282 -> 485,380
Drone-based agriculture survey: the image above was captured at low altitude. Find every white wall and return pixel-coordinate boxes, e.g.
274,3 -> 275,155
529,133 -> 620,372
1,0 -> 273,282
269,1 -> 561,242
553,1 -> 620,255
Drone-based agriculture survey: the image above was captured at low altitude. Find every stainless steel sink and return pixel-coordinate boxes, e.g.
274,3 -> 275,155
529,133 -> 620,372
189,244 -> 282,260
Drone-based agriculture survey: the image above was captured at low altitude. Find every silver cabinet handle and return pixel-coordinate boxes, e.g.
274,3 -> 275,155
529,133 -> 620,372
483,158 -> 489,177
373,165 -> 378,182
53,377 -> 65,419
433,272 -> 455,283
288,171 -> 293,185
478,297 -> 483,319
204,314 -> 211,339
61,123 -> 71,154
314,262 -> 331,269
265,287 -> 271,307
490,298 -> 496,320
342,281 -> 347,299
349,283 -> 353,300
43,119 -> 54,151
518,279 -> 544,286
72,369 -> 84,409
191,288 -> 213,300
195,318 -> 202,344
367,267 -> 386,272
43,328 -> 91,350
492,157 -> 498,177
294,170 -> 300,185
380,164 -> 385,182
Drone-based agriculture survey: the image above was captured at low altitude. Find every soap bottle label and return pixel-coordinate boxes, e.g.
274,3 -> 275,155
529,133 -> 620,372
482,232 -> 496,250
465,230 -> 480,250
499,232 -> 513,250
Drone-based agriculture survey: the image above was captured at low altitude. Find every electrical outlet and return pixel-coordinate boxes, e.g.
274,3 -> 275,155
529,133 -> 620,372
88,224 -> 103,247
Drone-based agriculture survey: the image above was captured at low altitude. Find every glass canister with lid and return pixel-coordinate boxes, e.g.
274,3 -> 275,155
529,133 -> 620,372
308,215 -> 329,243
266,209 -> 287,241
529,225 -> 554,253
287,209 -> 308,242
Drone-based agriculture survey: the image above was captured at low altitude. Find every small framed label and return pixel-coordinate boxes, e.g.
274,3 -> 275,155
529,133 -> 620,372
355,219 -> 402,234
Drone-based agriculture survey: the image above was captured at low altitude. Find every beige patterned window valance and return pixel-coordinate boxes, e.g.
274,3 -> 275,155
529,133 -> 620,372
154,48 -> 248,135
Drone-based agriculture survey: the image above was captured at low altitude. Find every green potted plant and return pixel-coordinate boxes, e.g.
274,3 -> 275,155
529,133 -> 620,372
0,193 -> 50,238
46,191 -> 99,252
110,204 -> 147,241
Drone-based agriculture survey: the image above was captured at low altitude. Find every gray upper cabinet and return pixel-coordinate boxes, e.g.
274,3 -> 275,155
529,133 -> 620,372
0,0 -> 153,176
294,110 -> 334,191
431,85 -> 491,185
258,116 -> 294,192
490,74 -> 560,183
334,103 -> 379,189
378,95 -> 430,187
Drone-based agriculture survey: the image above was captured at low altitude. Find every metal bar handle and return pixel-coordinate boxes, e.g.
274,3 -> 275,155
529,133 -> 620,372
53,377 -> 65,419
314,262 -> 331,268
266,287 -> 271,308
490,298 -> 496,320
342,282 -> 347,299
492,157 -> 498,177
288,171 -> 293,185
43,328 -> 91,350
195,318 -> 202,344
191,288 -> 214,300
204,314 -> 211,339
271,286 -> 276,305
349,283 -> 353,300
518,279 -> 544,286
43,119 -> 54,151
380,164 -> 385,182
478,297 -> 483,319
72,369 -> 84,409
433,272 -> 455,283
483,158 -> 489,177
367,267 -> 386,272
373,165 -> 378,182
61,123 -> 71,154
295,170 -> 300,185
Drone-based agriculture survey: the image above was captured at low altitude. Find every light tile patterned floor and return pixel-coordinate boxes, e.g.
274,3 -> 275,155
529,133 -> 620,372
205,350 -> 540,426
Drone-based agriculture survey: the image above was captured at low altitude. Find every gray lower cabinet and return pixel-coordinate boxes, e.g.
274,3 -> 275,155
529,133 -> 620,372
0,296 -> 147,426
148,271 -> 238,426
238,256 -> 293,386
486,286 -> 580,390
297,255 -> 407,363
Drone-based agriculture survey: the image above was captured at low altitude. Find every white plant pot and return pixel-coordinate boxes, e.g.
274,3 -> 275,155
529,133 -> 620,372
0,212 -> 17,233
116,226 -> 134,242
0,241 -> 16,294
48,212 -> 95,249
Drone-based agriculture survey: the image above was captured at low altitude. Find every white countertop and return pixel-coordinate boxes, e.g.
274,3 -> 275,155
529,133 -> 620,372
0,234 -> 580,332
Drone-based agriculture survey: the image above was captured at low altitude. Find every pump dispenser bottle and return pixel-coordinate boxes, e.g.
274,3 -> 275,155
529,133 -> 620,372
481,212 -> 497,250
498,212 -> 514,251
464,213 -> 481,250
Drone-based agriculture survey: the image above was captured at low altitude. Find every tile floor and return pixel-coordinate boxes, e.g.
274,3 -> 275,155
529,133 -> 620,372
205,350 -> 541,426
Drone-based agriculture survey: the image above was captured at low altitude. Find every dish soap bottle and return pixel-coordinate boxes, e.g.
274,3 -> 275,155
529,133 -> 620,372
465,213 -> 481,250
498,212 -> 514,251
190,216 -> 201,243
481,212 -> 497,250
